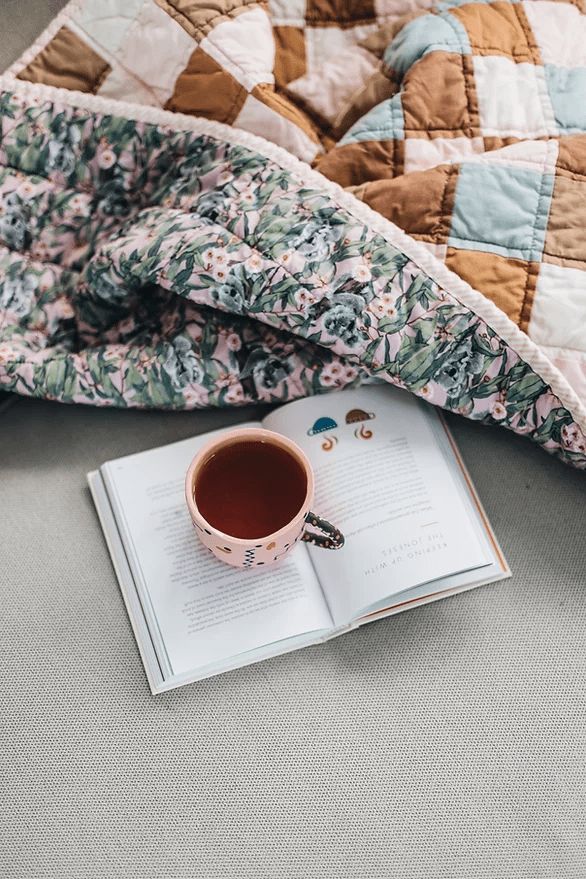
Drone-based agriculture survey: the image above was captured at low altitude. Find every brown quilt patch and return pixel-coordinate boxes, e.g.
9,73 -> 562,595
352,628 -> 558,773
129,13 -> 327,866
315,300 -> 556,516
451,1 -> 541,63
355,165 -> 457,243
165,46 -> 248,122
556,134 -> 586,178
445,248 -> 536,327
305,0 -> 377,28
402,52 -> 478,137
273,26 -> 307,88
314,140 -> 404,186
17,27 -> 111,93
544,173 -> 586,269
519,260 -> 540,332
483,135 -> 525,153
154,0 -> 264,40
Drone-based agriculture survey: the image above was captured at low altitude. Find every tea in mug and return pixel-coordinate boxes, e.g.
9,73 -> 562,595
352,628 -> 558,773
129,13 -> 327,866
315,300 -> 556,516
194,439 -> 307,539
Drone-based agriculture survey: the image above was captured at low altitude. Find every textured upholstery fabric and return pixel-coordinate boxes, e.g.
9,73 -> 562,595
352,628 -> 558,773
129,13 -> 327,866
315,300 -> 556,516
1,395 -> 586,879
1,0 -> 66,70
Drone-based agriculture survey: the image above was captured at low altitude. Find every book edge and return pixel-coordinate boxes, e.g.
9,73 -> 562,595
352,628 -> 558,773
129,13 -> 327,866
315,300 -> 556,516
87,469 -> 164,695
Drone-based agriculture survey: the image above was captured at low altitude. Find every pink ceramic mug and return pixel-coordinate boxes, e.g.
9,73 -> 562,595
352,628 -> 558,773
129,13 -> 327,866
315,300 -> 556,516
185,427 -> 344,568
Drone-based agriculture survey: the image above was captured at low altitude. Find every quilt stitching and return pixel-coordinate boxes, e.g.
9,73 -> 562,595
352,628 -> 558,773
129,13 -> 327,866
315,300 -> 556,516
155,0 -> 263,42
519,150 -> 551,331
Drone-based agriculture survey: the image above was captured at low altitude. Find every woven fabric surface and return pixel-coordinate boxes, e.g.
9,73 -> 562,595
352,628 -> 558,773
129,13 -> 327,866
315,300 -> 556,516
1,395 -> 585,879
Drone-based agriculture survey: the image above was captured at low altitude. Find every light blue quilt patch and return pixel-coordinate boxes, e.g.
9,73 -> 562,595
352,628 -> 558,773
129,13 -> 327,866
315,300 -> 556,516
383,12 -> 471,79
448,162 -> 555,261
545,66 -> 586,132
340,95 -> 405,146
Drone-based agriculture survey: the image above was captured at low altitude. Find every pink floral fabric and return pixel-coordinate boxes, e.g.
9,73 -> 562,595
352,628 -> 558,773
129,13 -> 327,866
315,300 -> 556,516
0,89 -> 585,467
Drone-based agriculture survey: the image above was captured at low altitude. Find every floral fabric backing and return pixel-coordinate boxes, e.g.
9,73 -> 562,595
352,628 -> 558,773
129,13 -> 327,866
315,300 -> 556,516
1,87 -> 585,467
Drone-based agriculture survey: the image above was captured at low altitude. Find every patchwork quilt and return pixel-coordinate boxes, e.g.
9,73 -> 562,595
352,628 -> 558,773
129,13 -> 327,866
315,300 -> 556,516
1,0 -> 586,468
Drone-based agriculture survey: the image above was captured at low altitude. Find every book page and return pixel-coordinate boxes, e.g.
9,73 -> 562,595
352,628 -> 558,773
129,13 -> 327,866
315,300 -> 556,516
103,427 -> 332,678
263,387 -> 491,625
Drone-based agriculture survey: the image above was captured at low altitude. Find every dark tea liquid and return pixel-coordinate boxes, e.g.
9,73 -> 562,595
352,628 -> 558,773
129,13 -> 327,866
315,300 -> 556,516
194,440 -> 307,539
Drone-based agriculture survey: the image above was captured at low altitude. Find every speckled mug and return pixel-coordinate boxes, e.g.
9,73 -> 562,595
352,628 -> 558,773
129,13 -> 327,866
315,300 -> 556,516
185,427 -> 344,568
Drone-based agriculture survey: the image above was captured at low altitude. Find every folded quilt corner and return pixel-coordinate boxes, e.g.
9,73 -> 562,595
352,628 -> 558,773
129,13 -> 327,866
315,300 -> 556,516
1,0 -> 586,469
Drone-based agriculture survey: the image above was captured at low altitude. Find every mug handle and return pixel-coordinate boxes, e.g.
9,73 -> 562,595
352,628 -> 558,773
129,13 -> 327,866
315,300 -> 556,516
301,512 -> 345,550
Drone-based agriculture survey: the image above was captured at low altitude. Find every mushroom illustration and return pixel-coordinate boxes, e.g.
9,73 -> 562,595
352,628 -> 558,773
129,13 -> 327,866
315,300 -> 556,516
307,416 -> 339,436
345,408 -> 375,439
345,408 -> 375,425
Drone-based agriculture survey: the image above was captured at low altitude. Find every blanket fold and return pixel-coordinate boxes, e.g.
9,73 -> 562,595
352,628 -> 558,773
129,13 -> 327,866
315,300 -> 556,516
2,0 -> 586,469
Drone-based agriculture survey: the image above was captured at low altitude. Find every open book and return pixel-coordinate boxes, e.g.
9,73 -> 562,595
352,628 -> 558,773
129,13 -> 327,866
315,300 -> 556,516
88,386 -> 509,692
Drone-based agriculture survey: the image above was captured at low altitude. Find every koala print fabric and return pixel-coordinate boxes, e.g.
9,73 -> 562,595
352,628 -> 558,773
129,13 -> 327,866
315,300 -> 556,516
1,0 -> 586,469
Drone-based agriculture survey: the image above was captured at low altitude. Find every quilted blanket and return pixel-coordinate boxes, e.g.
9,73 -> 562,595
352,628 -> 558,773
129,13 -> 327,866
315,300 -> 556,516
1,0 -> 586,468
